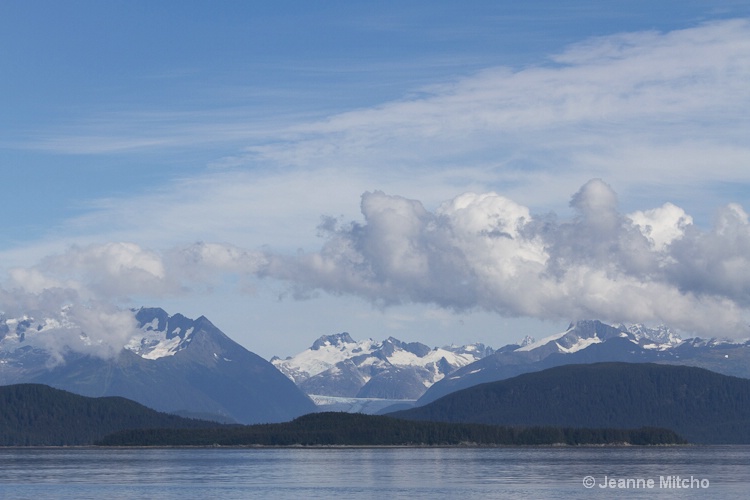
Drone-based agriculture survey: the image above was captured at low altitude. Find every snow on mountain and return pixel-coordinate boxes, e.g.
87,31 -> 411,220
272,321 -> 691,404
124,309 -> 198,359
272,333 -> 494,399
1,311 -> 72,349
519,335 -> 536,347
514,328 -> 572,353
623,323 -> 682,349
514,320 -> 682,356
272,333 -> 378,384
0,306 -> 200,362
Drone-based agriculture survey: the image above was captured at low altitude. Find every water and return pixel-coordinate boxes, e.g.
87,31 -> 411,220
0,446 -> 748,499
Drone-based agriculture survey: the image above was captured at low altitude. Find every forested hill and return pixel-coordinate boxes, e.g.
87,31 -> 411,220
391,362 -> 750,444
97,412 -> 683,446
0,384 -> 219,445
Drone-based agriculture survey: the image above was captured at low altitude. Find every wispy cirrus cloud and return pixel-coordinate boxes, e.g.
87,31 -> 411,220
9,19 -> 747,260
241,19 -> 750,212
2,19 -> 750,357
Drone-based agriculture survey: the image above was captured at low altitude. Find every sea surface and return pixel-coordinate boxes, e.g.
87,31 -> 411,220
0,446 -> 748,499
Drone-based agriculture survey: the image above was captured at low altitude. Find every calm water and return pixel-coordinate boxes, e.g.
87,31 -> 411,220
0,446 -> 748,499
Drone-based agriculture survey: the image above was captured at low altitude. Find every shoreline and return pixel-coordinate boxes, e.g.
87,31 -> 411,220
0,442 -> 698,450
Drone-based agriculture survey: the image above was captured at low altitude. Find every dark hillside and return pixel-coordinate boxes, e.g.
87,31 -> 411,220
97,411 -> 684,446
0,384 -> 217,445
392,362 -> 750,444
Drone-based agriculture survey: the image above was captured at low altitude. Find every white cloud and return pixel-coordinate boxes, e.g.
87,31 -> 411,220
33,242 -> 170,299
258,180 -> 750,339
246,19 -> 750,180
4,19 -> 746,264
36,303 -> 140,363
3,179 -> 750,359
3,20 -> 750,357
629,203 -> 693,252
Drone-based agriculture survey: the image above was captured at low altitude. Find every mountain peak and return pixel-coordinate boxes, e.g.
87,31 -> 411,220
134,307 -> 169,330
126,308 -> 210,360
569,319 -> 624,339
311,332 -> 356,350
624,323 -> 682,346
519,335 -> 536,347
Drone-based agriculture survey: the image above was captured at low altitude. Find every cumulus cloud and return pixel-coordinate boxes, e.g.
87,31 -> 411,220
3,181 -> 749,360
261,180 -> 750,339
629,203 -> 693,252
667,204 -> 750,305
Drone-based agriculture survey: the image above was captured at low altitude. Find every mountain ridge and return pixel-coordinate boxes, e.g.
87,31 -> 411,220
417,319 -> 750,404
273,319 -> 750,410
272,332 -> 494,400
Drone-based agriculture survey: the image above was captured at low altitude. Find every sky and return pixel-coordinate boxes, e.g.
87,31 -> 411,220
1,1 -> 750,359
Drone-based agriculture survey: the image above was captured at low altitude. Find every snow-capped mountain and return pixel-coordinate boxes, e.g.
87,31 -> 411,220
0,307 -> 316,423
124,308 -> 200,359
623,323 -> 682,348
417,319 -> 749,404
513,320 -> 682,357
272,333 -> 494,400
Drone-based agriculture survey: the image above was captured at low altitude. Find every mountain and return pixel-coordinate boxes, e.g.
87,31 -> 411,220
0,307 -> 316,424
0,383 -> 219,446
272,332 -> 494,401
392,362 -> 750,444
417,319 -> 750,404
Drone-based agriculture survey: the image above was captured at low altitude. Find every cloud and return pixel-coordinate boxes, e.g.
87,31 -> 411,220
33,243 -> 169,298
10,20 -> 749,225
667,204 -> 750,305
260,180 -> 750,338
3,19 -> 750,357
0,240 -> 274,360
4,19 -> 747,269
0,285 -> 139,364
629,203 -> 693,252
245,19 -> 750,185
6,241 -> 268,304
34,303 -> 140,365
3,179 -> 750,360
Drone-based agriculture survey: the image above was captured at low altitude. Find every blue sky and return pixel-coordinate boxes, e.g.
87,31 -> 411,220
2,1 -> 750,358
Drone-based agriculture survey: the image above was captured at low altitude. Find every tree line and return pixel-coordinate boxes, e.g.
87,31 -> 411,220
96,412 -> 685,446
